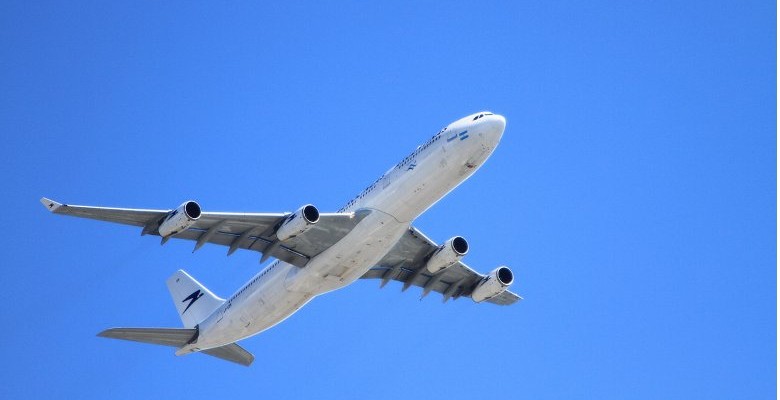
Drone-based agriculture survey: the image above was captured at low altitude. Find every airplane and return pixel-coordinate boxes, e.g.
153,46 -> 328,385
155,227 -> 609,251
41,111 -> 520,366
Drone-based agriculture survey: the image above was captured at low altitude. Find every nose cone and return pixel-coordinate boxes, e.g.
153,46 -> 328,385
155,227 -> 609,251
479,114 -> 506,144
485,114 -> 506,134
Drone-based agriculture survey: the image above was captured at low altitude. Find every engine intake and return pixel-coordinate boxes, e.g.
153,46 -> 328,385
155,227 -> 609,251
425,236 -> 469,273
276,204 -> 320,241
471,266 -> 514,302
158,201 -> 201,237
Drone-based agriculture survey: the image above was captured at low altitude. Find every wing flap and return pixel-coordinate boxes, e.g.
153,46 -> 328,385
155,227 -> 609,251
487,291 -> 523,306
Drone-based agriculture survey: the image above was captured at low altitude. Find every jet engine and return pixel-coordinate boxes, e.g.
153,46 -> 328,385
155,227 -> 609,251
275,204 -> 320,242
425,236 -> 469,273
471,266 -> 514,302
158,201 -> 201,237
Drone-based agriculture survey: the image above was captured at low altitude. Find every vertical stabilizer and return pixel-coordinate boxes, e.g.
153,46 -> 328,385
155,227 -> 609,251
166,270 -> 224,328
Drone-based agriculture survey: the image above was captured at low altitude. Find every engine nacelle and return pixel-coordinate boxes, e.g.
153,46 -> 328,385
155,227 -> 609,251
471,266 -> 514,302
158,201 -> 201,237
275,204 -> 320,242
425,236 -> 469,273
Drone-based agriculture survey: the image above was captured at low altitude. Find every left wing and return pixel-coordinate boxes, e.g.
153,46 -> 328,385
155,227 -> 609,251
40,198 -> 368,267
361,226 -> 521,305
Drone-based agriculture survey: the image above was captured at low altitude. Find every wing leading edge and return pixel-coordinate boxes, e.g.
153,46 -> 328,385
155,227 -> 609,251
40,197 -> 367,267
361,226 -> 522,305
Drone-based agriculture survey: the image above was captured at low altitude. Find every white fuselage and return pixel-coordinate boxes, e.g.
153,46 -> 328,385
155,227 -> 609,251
179,112 -> 506,354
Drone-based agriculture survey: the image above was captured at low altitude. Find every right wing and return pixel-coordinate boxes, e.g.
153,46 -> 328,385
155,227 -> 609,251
40,198 -> 369,267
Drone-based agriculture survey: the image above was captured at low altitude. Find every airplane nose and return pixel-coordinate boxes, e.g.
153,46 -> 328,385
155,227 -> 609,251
489,114 -> 506,132
480,114 -> 506,141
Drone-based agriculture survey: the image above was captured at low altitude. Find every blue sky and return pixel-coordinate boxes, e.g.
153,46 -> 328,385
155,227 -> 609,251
0,1 -> 775,398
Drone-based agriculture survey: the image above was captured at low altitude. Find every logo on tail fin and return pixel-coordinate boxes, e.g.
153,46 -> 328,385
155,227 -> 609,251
182,290 -> 204,314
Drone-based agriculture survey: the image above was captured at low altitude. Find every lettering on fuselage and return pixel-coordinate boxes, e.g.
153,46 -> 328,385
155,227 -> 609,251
338,126 -> 453,213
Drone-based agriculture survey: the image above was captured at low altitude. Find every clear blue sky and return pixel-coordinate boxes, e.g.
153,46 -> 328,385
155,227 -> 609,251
0,1 -> 775,399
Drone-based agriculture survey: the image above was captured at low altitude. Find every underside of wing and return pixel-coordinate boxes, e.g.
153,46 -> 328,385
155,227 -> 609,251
361,226 -> 521,305
41,198 -> 368,267
173,209 -> 370,266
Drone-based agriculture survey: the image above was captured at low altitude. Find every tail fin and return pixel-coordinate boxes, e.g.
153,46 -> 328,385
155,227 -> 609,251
98,328 -> 254,366
166,270 -> 224,328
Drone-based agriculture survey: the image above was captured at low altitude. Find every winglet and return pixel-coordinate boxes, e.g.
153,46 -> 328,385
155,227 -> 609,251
40,197 -> 63,213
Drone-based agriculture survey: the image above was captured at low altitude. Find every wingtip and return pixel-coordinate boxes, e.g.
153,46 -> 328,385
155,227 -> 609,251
242,354 -> 256,367
96,328 -> 116,338
40,197 -> 63,212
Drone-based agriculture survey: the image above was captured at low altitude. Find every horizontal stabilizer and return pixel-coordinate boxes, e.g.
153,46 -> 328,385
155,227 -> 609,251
202,343 -> 255,366
98,327 -> 197,347
99,328 -> 254,366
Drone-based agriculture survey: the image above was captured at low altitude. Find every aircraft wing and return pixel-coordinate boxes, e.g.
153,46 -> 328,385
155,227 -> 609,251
40,197 -> 368,267
360,226 -> 521,305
